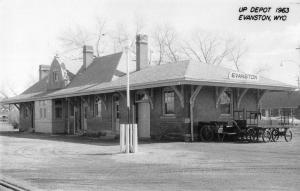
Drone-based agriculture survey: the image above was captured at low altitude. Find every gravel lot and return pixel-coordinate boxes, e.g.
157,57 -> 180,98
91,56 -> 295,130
0,129 -> 300,191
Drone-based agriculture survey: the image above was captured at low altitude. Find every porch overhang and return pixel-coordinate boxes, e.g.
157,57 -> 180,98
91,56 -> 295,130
1,77 -> 296,104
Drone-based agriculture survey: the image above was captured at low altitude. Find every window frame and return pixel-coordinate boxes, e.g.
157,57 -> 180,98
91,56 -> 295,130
24,107 -> 29,118
53,71 -> 59,82
40,107 -> 43,119
54,100 -> 63,119
94,98 -> 102,118
162,89 -> 175,116
219,89 -> 233,116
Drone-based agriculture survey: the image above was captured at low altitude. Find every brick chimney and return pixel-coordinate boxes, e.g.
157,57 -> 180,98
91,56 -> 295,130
136,34 -> 148,71
39,65 -> 50,80
83,45 -> 94,70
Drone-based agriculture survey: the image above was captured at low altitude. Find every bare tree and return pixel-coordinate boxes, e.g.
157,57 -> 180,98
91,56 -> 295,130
151,25 -> 181,65
94,18 -> 107,56
58,17 -> 108,60
59,25 -> 91,50
228,39 -> 248,71
182,31 -> 232,65
253,64 -> 270,75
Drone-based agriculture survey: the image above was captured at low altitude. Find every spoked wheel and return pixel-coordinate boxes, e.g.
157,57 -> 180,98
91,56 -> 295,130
200,125 -> 214,142
262,129 -> 271,143
271,129 -> 280,142
284,129 -> 293,142
247,128 -> 256,142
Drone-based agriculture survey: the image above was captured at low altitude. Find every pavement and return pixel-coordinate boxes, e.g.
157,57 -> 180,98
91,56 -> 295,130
0,129 -> 300,191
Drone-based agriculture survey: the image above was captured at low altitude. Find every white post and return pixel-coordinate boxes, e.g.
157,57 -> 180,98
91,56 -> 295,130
120,124 -> 125,152
132,124 -> 138,153
125,124 -> 130,153
129,124 -> 133,152
126,41 -> 130,124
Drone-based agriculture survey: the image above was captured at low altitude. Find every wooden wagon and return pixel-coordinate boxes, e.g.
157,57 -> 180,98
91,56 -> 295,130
198,109 -> 293,142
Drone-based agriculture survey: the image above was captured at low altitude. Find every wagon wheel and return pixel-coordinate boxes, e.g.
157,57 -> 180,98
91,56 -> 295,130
271,129 -> 280,142
228,120 -> 241,141
200,125 -> 214,142
284,129 -> 292,142
262,129 -> 271,143
247,128 -> 256,142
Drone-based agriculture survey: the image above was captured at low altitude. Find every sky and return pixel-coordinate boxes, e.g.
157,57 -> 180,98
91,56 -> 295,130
0,0 -> 300,96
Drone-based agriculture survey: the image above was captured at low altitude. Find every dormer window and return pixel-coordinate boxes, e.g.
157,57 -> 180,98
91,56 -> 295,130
53,71 -> 59,82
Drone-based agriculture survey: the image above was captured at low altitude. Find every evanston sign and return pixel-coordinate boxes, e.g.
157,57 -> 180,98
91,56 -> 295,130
229,72 -> 259,81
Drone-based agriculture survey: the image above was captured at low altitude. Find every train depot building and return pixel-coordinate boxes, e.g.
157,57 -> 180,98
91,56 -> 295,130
1,35 -> 296,141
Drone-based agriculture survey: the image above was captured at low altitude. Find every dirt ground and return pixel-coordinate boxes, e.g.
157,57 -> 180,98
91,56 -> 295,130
0,129 -> 300,191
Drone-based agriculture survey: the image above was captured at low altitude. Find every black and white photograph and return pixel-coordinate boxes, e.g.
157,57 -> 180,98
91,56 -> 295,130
0,0 -> 300,190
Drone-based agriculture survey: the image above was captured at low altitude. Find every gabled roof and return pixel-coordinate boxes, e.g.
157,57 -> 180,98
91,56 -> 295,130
42,52 -> 124,98
80,60 -> 295,94
261,91 -> 300,109
22,76 -> 48,94
1,58 -> 75,104
67,52 -> 123,88
40,60 -> 296,99
1,58 -> 297,104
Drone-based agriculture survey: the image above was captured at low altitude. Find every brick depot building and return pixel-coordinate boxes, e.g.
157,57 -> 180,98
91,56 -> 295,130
1,35 -> 295,141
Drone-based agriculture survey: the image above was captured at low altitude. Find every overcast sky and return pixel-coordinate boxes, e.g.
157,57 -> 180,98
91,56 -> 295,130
0,0 -> 300,96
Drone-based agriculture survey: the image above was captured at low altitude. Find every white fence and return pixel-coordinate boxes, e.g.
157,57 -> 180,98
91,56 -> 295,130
0,122 -> 17,132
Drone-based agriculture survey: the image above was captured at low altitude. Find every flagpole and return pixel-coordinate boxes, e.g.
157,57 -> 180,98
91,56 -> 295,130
126,41 -> 130,124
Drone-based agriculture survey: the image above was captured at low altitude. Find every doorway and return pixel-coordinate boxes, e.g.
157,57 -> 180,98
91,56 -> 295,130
74,106 -> 80,134
112,96 -> 120,132
83,103 -> 88,133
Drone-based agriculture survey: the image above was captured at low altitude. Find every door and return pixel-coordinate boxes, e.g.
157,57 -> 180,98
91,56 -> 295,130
112,98 -> 120,132
74,107 -> 80,134
83,103 -> 88,132
138,102 -> 150,138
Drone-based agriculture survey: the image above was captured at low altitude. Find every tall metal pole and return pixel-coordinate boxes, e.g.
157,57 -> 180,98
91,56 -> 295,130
126,42 -> 130,124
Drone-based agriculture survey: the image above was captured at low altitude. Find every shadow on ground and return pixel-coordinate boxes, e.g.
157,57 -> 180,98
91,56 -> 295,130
0,131 -> 179,146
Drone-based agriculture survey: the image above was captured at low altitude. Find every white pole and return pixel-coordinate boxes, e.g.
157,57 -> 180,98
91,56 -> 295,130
129,124 -> 133,152
126,42 -> 130,123
132,124 -> 138,153
120,124 -> 125,152
125,124 -> 130,153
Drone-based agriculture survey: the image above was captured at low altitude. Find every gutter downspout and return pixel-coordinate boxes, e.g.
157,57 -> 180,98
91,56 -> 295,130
189,86 -> 203,142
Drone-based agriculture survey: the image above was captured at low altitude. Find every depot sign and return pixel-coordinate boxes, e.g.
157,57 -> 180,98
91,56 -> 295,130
229,72 -> 259,81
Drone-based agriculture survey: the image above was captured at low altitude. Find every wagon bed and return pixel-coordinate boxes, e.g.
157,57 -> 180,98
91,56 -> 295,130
198,109 -> 294,143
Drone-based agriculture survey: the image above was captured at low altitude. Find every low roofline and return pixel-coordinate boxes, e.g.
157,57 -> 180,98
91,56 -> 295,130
1,77 -> 296,104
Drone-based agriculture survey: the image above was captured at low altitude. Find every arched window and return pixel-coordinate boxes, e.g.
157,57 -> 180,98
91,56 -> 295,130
219,90 -> 232,115
55,100 -> 63,119
94,98 -> 102,118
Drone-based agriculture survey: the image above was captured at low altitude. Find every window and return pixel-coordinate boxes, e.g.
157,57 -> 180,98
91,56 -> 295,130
219,90 -> 232,115
163,90 -> 175,115
53,71 -> 59,82
38,100 -> 47,119
94,98 -> 102,117
55,100 -> 63,119
70,104 -> 74,117
261,109 -> 266,117
43,108 -> 47,118
270,108 -> 279,117
24,107 -> 29,118
40,108 -> 43,118
281,108 -> 294,117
